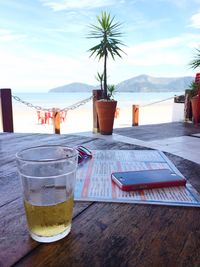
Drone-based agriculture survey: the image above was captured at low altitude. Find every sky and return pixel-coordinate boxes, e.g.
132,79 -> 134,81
1,0 -> 200,92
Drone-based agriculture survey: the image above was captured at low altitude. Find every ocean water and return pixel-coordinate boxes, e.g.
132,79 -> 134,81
12,91 -> 184,109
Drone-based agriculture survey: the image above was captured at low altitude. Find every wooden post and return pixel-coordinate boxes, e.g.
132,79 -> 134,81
93,90 -> 103,133
132,105 -> 139,126
0,88 -> 14,132
52,109 -> 61,134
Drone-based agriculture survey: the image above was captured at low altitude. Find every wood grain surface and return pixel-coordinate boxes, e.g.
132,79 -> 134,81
0,133 -> 200,267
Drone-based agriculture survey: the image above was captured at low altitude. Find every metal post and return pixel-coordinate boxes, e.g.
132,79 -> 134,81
93,90 -> 103,133
52,109 -> 61,134
132,105 -> 139,126
0,88 -> 14,132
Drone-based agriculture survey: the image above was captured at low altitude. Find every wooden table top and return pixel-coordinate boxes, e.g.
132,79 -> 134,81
0,132 -> 200,267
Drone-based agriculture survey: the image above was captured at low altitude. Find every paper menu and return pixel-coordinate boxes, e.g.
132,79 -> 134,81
75,150 -> 200,207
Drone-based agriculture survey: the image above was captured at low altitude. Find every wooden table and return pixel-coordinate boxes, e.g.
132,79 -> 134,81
0,133 -> 200,267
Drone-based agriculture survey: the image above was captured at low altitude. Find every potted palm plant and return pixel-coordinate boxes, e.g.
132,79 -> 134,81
88,12 -> 125,135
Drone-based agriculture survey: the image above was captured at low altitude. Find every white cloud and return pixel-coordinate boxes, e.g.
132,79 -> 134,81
0,29 -> 26,42
122,34 -> 200,68
1,32 -> 200,92
0,47 -> 98,91
189,12 -> 200,28
123,37 -> 183,67
127,37 -> 182,53
40,0 -> 117,11
184,33 -> 200,48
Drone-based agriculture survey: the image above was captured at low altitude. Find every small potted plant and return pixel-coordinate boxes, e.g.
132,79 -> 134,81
87,12 -> 125,135
188,81 -> 198,97
189,49 -> 200,123
95,84 -> 117,134
189,80 -> 200,123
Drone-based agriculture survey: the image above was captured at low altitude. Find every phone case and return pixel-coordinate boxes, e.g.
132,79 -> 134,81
111,169 -> 186,191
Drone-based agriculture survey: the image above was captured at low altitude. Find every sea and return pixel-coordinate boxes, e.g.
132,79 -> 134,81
11,91 -> 185,134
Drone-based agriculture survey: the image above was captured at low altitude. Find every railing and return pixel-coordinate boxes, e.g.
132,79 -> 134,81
12,93 -> 93,134
0,88 -> 102,134
0,88 -> 187,134
131,96 -> 177,126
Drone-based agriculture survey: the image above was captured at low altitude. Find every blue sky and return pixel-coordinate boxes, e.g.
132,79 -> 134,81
0,0 -> 200,92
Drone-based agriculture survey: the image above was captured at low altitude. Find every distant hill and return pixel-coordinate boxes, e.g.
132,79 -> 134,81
49,75 -> 193,93
116,74 -> 193,92
49,82 -> 95,93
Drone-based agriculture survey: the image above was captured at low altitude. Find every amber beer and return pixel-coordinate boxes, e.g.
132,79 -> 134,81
16,145 -> 78,242
24,195 -> 74,237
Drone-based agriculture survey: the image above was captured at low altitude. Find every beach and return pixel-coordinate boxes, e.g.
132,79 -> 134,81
11,92 -> 185,134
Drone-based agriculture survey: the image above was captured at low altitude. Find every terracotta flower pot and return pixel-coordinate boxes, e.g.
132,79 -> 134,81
95,100 -> 117,135
191,95 -> 200,124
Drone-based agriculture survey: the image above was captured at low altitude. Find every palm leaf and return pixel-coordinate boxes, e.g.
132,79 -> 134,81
190,48 -> 200,69
87,11 -> 126,99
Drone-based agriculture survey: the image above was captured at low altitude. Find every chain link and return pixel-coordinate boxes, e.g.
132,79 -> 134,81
12,95 -> 93,112
140,96 -> 176,108
62,96 -> 93,111
12,94 -> 180,111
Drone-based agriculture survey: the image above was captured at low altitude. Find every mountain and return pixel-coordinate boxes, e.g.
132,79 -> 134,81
49,82 -> 95,93
115,74 -> 193,92
49,75 -> 193,93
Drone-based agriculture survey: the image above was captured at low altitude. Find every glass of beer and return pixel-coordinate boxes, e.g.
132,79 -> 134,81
16,145 -> 78,243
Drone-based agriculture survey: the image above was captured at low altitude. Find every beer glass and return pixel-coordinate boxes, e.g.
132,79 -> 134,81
16,145 -> 78,243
